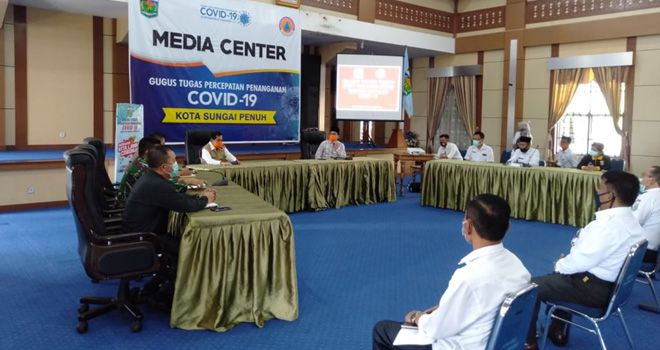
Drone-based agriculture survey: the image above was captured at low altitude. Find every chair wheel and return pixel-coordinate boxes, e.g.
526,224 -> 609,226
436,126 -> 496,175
76,321 -> 88,334
130,320 -> 142,333
78,304 -> 89,314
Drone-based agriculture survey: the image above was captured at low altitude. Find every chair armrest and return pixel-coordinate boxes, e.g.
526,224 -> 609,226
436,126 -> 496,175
102,232 -> 159,245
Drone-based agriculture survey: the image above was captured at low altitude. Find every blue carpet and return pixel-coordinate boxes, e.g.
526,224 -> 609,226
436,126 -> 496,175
0,193 -> 658,349
0,143 -> 381,162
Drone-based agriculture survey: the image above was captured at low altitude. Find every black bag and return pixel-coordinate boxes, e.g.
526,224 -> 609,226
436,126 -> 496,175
408,182 -> 422,193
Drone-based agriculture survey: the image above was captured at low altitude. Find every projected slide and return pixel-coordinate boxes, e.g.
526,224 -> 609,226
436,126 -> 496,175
335,54 -> 403,121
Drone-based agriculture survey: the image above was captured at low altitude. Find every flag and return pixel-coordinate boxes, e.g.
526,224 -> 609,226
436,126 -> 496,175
402,47 -> 414,117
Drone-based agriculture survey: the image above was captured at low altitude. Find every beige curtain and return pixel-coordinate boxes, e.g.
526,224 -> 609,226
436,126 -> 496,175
548,68 -> 585,159
453,76 -> 477,137
426,77 -> 451,152
592,66 -> 628,135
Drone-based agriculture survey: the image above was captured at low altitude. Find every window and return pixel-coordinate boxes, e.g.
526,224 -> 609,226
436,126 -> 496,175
554,71 -> 623,157
434,87 -> 471,151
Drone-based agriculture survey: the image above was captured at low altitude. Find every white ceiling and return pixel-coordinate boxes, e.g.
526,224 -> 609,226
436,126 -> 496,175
8,0 -> 451,58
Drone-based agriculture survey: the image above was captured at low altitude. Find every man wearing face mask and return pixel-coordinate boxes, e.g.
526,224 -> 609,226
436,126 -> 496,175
434,134 -> 463,160
201,131 -> 239,165
464,131 -> 494,162
123,146 -> 217,307
577,142 -> 610,171
373,194 -> 531,350
633,166 -> 660,263
524,171 -> 644,350
315,130 -> 347,160
507,136 -> 540,167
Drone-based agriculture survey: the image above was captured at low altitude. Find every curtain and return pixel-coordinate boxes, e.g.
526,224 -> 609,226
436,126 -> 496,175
452,76 -> 477,137
437,88 -> 471,151
548,68 -> 585,159
426,77 -> 451,153
592,66 -> 629,164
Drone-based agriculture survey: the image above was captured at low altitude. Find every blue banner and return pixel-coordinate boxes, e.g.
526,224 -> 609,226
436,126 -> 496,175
129,0 -> 301,143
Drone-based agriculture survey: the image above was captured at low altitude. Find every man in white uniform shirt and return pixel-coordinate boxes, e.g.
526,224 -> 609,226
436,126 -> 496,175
315,131 -> 347,160
373,194 -> 531,350
555,136 -> 578,168
507,136 -> 540,167
525,171 -> 644,349
434,134 -> 463,160
200,131 -> 238,165
633,166 -> 660,263
464,131 -> 494,162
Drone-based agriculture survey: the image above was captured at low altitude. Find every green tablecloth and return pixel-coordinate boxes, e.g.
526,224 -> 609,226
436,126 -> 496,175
169,183 -> 298,331
189,158 -> 395,212
421,160 -> 602,226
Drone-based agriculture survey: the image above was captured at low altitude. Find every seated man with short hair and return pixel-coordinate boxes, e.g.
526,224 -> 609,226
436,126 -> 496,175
434,134 -> 463,160
373,194 -> 531,350
123,146 -> 217,307
464,131 -> 494,162
507,136 -> 540,167
524,171 -> 644,349
315,130 -> 347,160
634,165 -> 660,263
118,136 -> 204,201
201,131 -> 238,165
555,136 -> 578,168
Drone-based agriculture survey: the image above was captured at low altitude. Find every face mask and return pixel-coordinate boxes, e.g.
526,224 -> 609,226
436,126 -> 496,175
329,135 -> 338,142
461,220 -> 469,243
640,178 -> 646,193
589,150 -> 599,157
595,191 -> 615,210
170,162 -> 180,179
472,140 -> 480,147
520,147 -> 529,153
213,140 -> 223,149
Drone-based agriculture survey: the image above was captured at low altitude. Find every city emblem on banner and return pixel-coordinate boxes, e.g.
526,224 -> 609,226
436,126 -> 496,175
140,0 -> 159,18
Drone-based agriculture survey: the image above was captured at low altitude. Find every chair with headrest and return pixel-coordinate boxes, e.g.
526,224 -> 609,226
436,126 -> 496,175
485,283 -> 539,350
539,240 -> 648,350
83,137 -> 115,192
65,149 -> 161,333
300,128 -> 326,159
185,129 -> 216,164
74,144 -> 123,214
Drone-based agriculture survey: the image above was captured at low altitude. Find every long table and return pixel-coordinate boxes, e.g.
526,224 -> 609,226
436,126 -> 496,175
421,160 -> 602,227
188,158 -> 396,213
168,183 -> 298,331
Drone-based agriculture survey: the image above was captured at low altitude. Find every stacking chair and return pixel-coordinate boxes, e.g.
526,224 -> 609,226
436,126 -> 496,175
637,251 -> 660,313
65,149 -> 162,333
485,283 -> 539,350
540,240 -> 648,350
184,129 -> 216,164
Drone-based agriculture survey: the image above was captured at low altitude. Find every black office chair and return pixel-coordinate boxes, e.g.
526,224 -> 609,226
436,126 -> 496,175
65,149 -> 162,333
74,145 -> 123,215
300,128 -> 326,159
83,137 -> 116,194
185,129 -> 216,164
